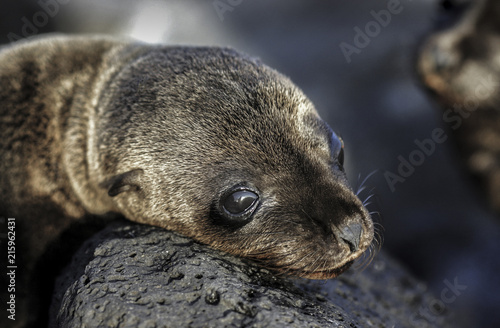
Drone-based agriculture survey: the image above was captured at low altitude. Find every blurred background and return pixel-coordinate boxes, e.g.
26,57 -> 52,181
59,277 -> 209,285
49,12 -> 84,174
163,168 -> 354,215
1,0 -> 499,326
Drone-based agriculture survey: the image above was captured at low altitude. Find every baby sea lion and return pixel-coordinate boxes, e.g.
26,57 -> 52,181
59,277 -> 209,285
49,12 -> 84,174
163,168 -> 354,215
0,35 -> 374,326
418,0 -> 500,212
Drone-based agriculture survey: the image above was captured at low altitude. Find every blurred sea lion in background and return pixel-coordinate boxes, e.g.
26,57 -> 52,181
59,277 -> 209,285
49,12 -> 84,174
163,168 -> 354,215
419,0 -> 500,213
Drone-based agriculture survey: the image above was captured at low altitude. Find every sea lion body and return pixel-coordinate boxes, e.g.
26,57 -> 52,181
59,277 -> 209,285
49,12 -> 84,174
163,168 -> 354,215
418,0 -> 500,212
0,35 -> 373,326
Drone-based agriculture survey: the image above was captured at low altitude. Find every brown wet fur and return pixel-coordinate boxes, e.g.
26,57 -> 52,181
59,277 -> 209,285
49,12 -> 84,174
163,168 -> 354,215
0,35 -> 374,327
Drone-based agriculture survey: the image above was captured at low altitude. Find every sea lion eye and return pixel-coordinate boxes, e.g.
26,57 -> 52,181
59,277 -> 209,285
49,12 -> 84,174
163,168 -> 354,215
331,132 -> 344,169
338,146 -> 344,167
224,190 -> 258,214
219,187 -> 259,223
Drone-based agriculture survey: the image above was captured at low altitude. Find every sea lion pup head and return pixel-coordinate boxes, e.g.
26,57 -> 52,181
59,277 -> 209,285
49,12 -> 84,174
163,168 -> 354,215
97,46 -> 374,279
418,0 -> 500,108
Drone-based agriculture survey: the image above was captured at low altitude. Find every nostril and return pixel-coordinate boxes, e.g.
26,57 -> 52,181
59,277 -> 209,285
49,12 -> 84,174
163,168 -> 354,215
338,223 -> 362,253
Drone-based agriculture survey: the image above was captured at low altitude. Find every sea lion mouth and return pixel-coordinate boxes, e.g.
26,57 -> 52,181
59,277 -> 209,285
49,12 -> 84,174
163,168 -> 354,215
297,260 -> 354,280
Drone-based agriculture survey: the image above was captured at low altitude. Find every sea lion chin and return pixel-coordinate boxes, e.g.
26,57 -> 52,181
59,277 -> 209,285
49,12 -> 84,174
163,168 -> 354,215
0,35 -> 374,284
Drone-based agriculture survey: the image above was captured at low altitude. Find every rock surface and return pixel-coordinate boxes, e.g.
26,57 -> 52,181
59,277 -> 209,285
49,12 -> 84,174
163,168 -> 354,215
50,222 -> 454,328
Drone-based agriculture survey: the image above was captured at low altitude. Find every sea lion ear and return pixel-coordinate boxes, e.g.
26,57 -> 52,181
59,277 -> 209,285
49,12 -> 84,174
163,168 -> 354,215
102,169 -> 144,197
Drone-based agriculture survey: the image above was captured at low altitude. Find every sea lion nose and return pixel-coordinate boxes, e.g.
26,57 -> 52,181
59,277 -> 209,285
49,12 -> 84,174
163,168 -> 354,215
338,223 -> 362,253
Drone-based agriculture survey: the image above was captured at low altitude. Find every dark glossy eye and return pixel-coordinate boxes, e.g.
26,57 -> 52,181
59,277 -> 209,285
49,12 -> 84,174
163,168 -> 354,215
338,140 -> 345,167
330,131 -> 344,169
219,186 -> 260,224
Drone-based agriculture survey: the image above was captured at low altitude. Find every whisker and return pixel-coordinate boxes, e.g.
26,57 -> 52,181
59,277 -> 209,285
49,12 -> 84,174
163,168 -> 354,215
283,249 -> 317,277
353,250 -> 369,271
353,217 -> 383,272
300,248 -> 324,274
362,193 -> 375,206
264,244 -> 318,277
354,243 -> 377,272
355,170 -> 378,196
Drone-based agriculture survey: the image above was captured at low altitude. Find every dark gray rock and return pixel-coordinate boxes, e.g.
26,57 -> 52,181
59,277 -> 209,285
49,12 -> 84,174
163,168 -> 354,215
50,222 -> 454,328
